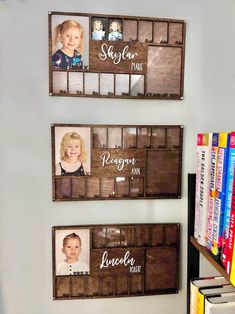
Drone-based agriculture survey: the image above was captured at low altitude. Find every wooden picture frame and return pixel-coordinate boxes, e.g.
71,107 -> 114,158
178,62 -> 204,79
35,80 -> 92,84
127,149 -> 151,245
51,124 -> 183,201
48,11 -> 186,100
52,223 -> 180,299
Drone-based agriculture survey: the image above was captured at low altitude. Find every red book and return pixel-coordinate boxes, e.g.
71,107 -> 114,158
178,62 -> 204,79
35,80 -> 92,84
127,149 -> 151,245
225,168 -> 235,275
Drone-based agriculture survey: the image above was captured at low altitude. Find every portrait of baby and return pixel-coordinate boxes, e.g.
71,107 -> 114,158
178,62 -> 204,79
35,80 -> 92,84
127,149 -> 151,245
55,228 -> 90,276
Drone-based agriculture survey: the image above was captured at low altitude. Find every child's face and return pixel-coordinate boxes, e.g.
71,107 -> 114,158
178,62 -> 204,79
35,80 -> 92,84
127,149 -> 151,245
95,22 -> 102,31
62,238 -> 81,261
65,139 -> 81,160
111,22 -> 118,32
60,27 -> 82,52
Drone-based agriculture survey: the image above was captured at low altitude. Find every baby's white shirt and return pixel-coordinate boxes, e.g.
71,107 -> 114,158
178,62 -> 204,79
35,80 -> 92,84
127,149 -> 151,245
56,260 -> 89,275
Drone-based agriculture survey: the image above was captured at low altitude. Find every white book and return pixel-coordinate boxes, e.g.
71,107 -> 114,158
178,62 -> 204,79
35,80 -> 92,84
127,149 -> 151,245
190,276 -> 229,314
197,133 -> 213,246
194,133 -> 203,239
200,284 -> 235,296
205,292 -> 235,314
198,285 -> 235,313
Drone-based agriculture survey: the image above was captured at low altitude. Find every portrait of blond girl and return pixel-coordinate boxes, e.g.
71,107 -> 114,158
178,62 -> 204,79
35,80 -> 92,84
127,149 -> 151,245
52,20 -> 84,70
108,20 -> 122,41
56,131 -> 89,176
92,19 -> 105,40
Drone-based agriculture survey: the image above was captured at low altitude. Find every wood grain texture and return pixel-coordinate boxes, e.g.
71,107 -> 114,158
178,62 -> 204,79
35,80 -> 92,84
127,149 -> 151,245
52,124 -> 183,201
52,223 -> 180,299
49,12 -> 186,99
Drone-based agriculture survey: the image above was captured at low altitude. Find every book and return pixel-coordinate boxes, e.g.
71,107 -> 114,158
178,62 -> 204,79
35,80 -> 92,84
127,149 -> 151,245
197,284 -> 235,314
221,132 -> 235,268
226,173 -> 235,275
211,194 -> 226,255
195,133 -> 203,240
205,292 -> 235,314
211,132 -> 231,256
230,223 -> 235,285
190,276 -> 229,314
207,133 -> 219,250
197,133 -> 213,246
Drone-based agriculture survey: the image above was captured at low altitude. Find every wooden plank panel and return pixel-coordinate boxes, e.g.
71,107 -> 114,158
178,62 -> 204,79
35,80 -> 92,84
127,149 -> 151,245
49,12 -> 185,99
52,223 -> 180,299
52,124 -> 183,201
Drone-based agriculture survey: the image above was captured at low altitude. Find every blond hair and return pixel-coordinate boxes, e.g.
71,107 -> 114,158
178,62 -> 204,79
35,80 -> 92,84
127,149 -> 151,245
63,233 -> 82,247
52,20 -> 84,54
60,131 -> 86,163
109,20 -> 122,33
93,19 -> 103,31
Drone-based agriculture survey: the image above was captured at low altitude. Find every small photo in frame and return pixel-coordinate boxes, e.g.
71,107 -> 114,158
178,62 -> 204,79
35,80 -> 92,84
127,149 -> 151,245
108,18 -> 123,41
54,126 -> 91,176
51,14 -> 89,70
91,17 -> 107,41
55,228 -> 90,276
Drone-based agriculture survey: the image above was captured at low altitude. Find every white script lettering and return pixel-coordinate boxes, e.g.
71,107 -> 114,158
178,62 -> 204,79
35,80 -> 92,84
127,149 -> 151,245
100,250 -> 135,269
100,151 -> 137,171
99,43 -> 138,65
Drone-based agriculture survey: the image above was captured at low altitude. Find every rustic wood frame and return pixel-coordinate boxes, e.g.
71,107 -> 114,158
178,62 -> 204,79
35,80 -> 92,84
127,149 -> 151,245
52,223 -> 180,299
48,11 -> 186,100
51,123 -> 183,201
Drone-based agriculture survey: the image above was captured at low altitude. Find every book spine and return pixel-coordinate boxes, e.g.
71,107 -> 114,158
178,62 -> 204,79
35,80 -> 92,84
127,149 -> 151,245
197,133 -> 212,247
204,299 -> 212,314
197,290 -> 204,314
190,282 -> 198,314
210,133 -> 220,193
212,194 -> 226,255
222,132 -> 235,268
211,133 -> 230,256
207,196 -> 215,250
194,133 -> 203,240
207,133 -> 219,250
216,133 -> 230,194
230,239 -> 235,286
227,173 -> 235,276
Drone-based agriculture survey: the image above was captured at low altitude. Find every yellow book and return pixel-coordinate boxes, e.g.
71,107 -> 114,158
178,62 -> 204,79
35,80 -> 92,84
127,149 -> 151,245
197,289 -> 205,314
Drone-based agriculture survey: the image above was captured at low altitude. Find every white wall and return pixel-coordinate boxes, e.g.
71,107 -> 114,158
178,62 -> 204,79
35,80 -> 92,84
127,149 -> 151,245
0,0 -> 235,313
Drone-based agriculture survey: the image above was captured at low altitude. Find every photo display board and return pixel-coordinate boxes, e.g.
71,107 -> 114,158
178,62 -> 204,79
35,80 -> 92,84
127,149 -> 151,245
52,223 -> 180,299
51,124 -> 183,201
48,12 -> 186,100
